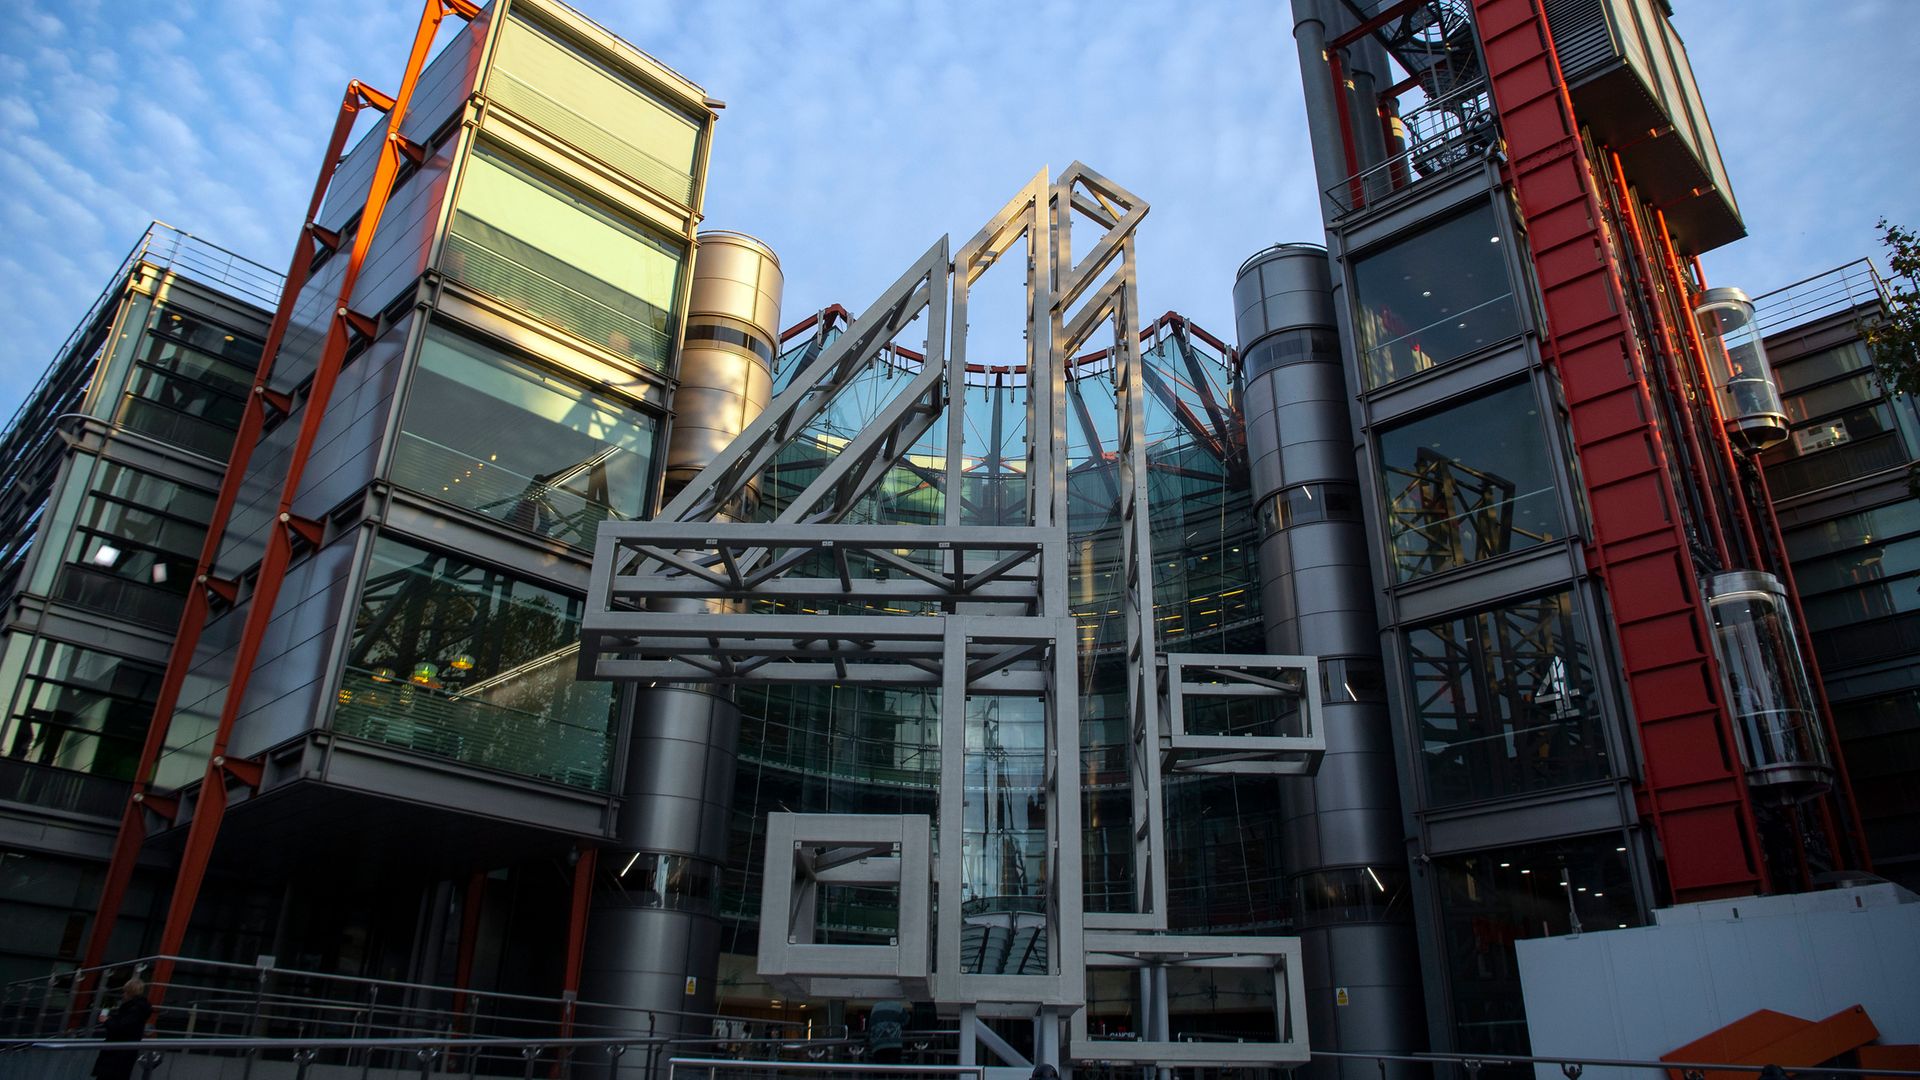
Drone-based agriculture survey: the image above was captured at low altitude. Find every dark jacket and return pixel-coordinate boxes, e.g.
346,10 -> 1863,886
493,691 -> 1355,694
91,994 -> 152,1080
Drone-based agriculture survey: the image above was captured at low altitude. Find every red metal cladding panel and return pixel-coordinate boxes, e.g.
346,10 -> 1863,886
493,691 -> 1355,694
1471,0 -> 1766,899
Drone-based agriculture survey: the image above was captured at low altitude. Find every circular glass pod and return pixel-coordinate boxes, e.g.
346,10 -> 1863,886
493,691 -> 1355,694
1694,287 -> 1789,452
1704,570 -> 1833,798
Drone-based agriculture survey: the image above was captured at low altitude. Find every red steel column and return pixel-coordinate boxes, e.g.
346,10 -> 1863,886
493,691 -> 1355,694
77,0 -> 481,1008
1470,0 -> 1768,900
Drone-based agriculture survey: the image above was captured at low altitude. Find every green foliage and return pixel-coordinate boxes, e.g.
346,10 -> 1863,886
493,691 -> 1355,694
1866,218 -> 1920,400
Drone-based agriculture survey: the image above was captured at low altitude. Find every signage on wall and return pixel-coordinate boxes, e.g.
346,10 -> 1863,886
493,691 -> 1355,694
1531,656 -> 1581,721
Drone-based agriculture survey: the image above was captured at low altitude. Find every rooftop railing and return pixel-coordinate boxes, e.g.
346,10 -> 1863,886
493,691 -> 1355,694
1752,257 -> 1891,338
1326,79 -> 1498,215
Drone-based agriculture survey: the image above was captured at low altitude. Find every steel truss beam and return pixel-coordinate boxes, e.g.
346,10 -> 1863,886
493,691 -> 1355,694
586,163 -> 1319,1063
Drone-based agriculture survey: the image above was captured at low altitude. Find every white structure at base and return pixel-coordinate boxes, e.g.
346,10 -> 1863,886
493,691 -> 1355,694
1518,883 -> 1920,1080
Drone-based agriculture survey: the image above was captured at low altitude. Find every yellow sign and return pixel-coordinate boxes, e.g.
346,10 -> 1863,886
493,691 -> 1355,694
684,976 -> 698,995
1335,987 -> 1350,1007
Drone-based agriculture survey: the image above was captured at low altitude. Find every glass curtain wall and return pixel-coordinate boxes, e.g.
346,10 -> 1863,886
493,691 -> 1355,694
444,143 -> 686,372
332,537 -> 615,790
114,304 -> 264,459
1434,836 -> 1638,1055
1407,590 -> 1610,805
1761,341 -> 1917,498
51,461 -> 214,628
1351,202 -> 1521,388
1,638 -> 163,780
1377,381 -> 1566,581
1784,500 -> 1920,670
391,326 -> 659,548
487,12 -> 703,207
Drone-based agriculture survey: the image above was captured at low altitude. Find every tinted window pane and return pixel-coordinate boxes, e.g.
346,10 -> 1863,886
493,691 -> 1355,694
1378,382 -> 1565,581
116,305 -> 265,459
1408,590 -> 1610,805
445,144 -> 685,371
1435,837 -> 1639,1055
54,462 -> 214,627
333,538 -> 614,790
1774,340 -> 1871,394
2,639 -> 162,780
490,14 -> 701,205
1352,202 -> 1520,388
392,327 -> 658,548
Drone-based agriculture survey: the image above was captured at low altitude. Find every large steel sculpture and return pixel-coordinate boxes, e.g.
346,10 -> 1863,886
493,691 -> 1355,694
581,166 -> 1319,1071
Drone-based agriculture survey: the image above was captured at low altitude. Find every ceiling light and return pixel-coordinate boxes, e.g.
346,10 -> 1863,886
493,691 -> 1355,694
91,544 -> 122,567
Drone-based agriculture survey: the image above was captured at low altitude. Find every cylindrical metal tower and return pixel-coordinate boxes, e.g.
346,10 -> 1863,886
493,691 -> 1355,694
1234,244 -> 1425,1079
581,231 -> 782,1059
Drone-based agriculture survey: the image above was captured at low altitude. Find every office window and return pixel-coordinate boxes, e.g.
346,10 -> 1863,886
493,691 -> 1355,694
1377,382 -> 1565,581
2,639 -> 161,781
1407,590 -> 1610,805
332,537 -> 615,790
1774,340 -> 1872,394
444,143 -> 685,372
115,304 -> 264,459
1435,837 -> 1639,1055
391,327 -> 658,548
1760,401 -> 1909,497
54,462 -> 214,627
489,13 -> 702,205
1352,202 -> 1521,388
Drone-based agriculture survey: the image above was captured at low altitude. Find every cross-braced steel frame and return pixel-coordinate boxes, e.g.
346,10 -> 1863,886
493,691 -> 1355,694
582,166 -> 1317,1065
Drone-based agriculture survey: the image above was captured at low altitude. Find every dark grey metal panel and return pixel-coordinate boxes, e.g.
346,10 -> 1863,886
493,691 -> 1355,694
1358,339 -> 1534,428
1423,786 -> 1629,855
226,536 -> 359,761
1389,542 -> 1578,625
290,315 -> 413,525
316,737 -> 612,835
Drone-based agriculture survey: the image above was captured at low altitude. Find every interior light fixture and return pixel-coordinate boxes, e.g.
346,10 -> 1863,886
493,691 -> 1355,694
1519,869 -> 1531,875
150,564 -> 169,584
91,544 -> 122,567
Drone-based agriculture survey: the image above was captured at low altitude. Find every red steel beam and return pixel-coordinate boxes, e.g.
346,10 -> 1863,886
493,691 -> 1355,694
77,0 -> 480,1009
1471,0 -> 1768,900
555,843 -> 599,1072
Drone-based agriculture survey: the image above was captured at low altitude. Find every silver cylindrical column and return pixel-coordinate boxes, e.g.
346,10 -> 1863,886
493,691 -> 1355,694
582,233 -> 782,1068
1234,244 -> 1424,1079
664,231 -> 784,513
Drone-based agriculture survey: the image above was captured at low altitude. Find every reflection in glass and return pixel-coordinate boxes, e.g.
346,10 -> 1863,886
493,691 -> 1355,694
116,305 -> 264,458
1408,590 -> 1610,805
392,327 -> 657,548
489,13 -> 702,205
1435,837 -> 1638,1055
332,537 -> 614,789
961,694 -> 1049,975
1,639 -> 162,780
1353,202 -> 1520,387
1378,382 -> 1564,581
55,463 -> 214,628
445,144 -> 685,371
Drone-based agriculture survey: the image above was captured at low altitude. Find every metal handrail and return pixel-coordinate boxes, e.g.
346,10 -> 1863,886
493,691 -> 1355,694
1751,257 -> 1891,337
1326,79 -> 1499,214
8,1037 -> 1915,1079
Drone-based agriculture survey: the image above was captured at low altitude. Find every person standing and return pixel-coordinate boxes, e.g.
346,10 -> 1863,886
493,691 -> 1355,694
91,976 -> 153,1080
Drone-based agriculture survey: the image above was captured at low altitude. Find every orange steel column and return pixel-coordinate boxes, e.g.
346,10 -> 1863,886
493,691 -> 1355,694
556,844 -> 599,1071
76,0 -> 480,1008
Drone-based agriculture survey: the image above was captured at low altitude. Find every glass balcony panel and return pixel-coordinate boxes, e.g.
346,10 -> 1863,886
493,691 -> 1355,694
332,537 -> 614,790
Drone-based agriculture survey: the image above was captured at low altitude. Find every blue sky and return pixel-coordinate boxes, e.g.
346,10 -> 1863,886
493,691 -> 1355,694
1,0 -> 1914,419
